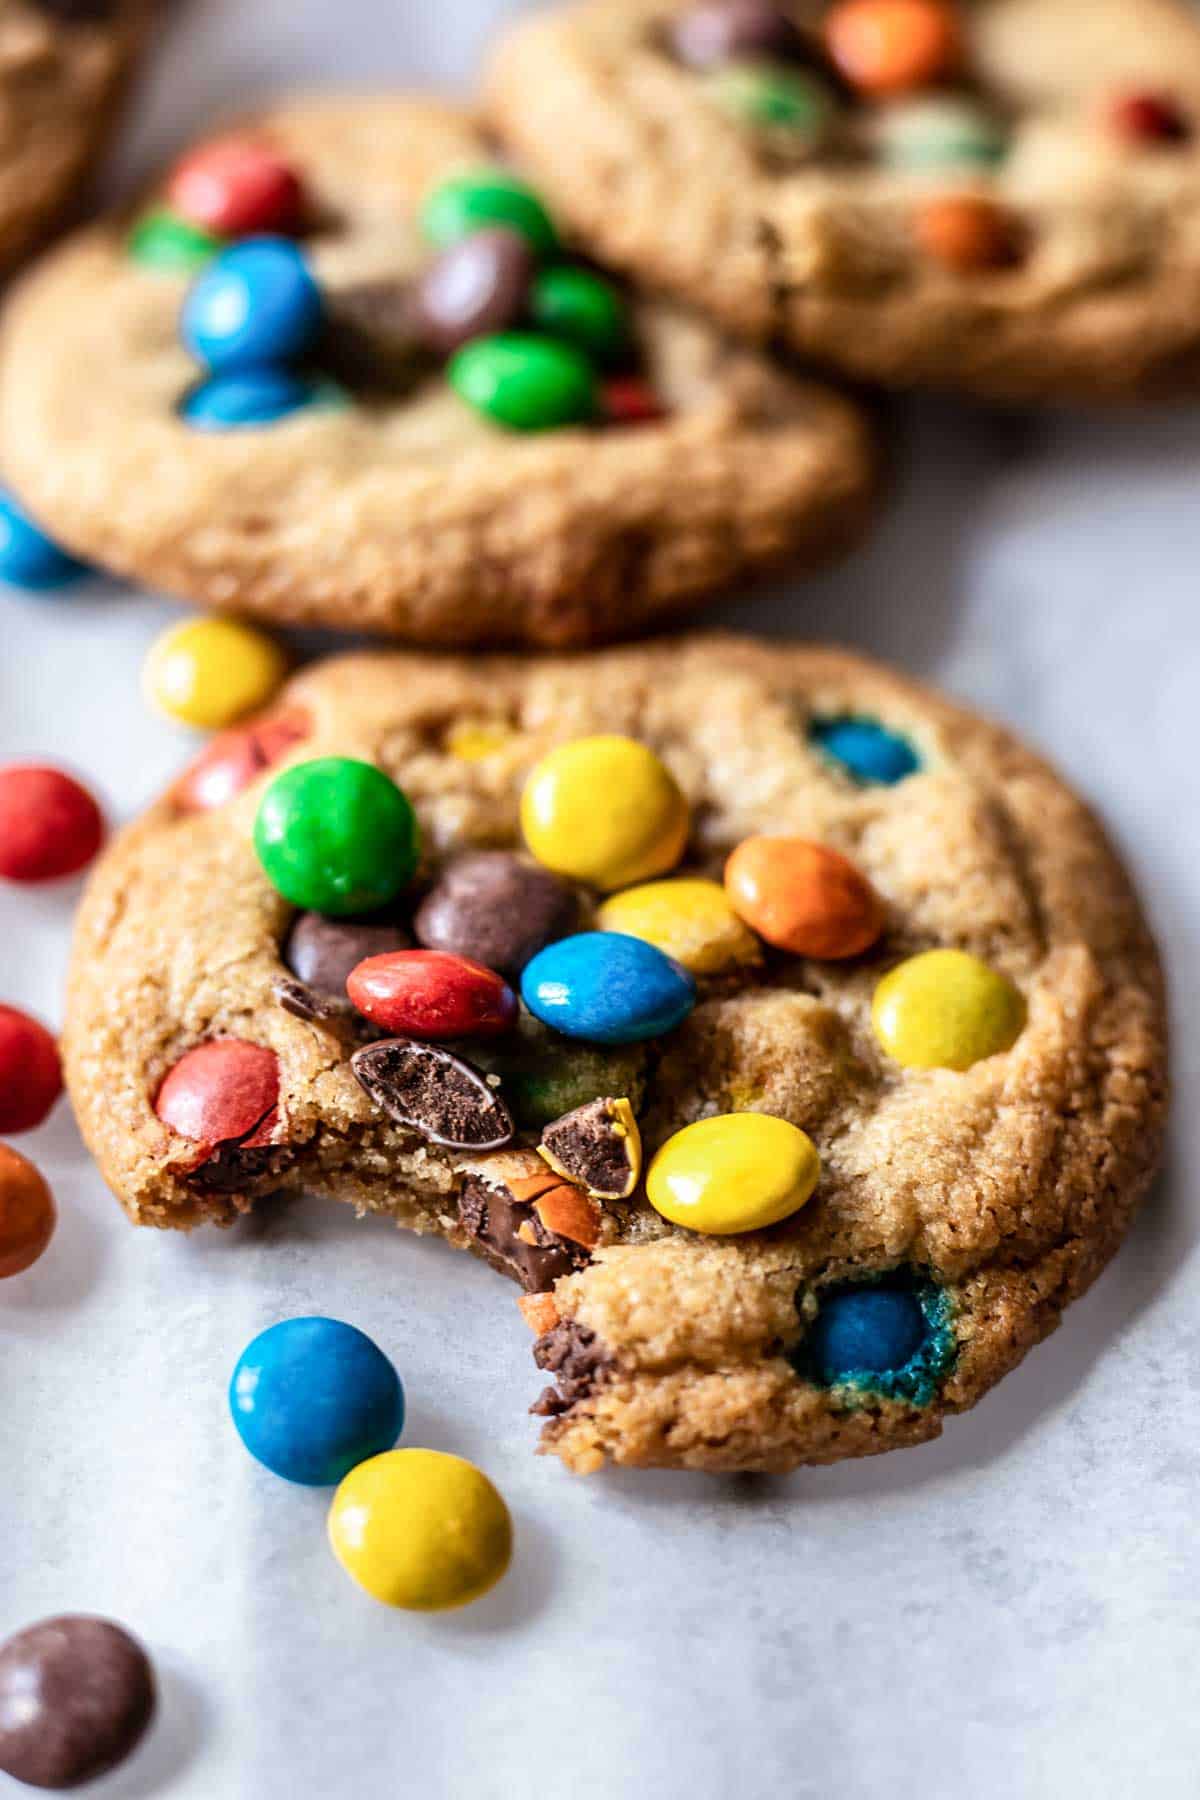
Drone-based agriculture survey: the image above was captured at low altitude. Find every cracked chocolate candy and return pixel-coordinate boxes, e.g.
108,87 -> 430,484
539,1095 -> 642,1199
530,1321 -> 613,1416
351,1038 -> 514,1150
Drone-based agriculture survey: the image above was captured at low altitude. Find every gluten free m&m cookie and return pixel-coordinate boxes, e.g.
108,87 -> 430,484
63,636 -> 1166,1477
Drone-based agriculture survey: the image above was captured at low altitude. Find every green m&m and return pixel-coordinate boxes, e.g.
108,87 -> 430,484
449,333 -> 597,431
875,98 -> 1008,172
529,266 -> 630,364
421,170 -> 559,258
254,757 -> 420,916
709,63 -> 836,149
128,209 -> 225,274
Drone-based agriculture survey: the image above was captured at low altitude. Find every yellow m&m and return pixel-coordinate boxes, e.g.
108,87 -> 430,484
596,877 -> 761,976
327,1448 -> 512,1612
143,616 -> 288,730
871,948 -> 1025,1071
520,735 -> 688,892
647,1113 -> 820,1235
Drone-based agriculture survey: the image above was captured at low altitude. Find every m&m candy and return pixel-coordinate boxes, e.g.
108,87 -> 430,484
422,170 -> 559,257
824,0 -> 962,97
181,238 -> 323,373
173,708 -> 309,814
1109,91 -> 1191,147
647,1112 -> 820,1234
154,1039 -> 279,1149
809,716 -> 919,785
230,1316 -> 404,1486
521,735 -> 689,891
597,877 -> 761,975
876,97 -> 1008,170
254,757 -> 420,915
521,932 -> 696,1045
0,490 -> 86,590
0,765 -> 104,883
710,64 -> 836,149
167,137 -> 305,238
181,369 -> 326,430
669,0 -> 810,71
0,1144 -> 56,1277
871,948 -> 1025,1070
346,950 -> 518,1040
0,1008 -> 61,1135
448,332 -> 597,431
143,616 -> 288,730
529,265 -> 630,363
913,195 -> 1026,274
0,1617 -> 155,1790
807,1283 -> 929,1383
327,1448 -> 512,1611
412,229 -> 535,355
724,837 -> 884,959
129,208 -> 224,274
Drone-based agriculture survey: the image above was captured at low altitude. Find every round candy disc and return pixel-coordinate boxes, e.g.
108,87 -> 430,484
710,64 -> 836,148
0,764 -> 104,883
521,735 -> 689,891
0,1143 -> 56,1278
521,931 -> 695,1045
181,237 -> 323,372
167,137 -> 305,237
181,368 -> 325,430
412,228 -> 534,354
0,1006 -> 62,1135
724,836 -> 884,959
597,877 -> 761,975
253,757 -> 420,916
327,1448 -> 512,1611
824,0 -> 961,96
448,332 -> 597,431
669,0 -> 811,70
284,911 -> 411,999
528,265 -> 629,363
808,1284 -> 928,1382
809,716 -> 919,785
230,1316 -> 404,1486
413,851 -> 577,979
173,707 -> 309,814
913,194 -> 1026,273
128,208 -> 225,274
0,489 -> 85,590
0,1617 -> 155,1791
143,616 -> 288,730
421,169 -> 559,257
871,948 -> 1026,1070
346,950 -> 518,1040
876,97 -> 1008,171
154,1039 -> 279,1148
647,1112 -> 820,1234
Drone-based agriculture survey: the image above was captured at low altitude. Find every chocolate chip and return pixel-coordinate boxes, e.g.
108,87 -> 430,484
187,1139 -> 298,1196
668,0 -> 816,70
410,229 -> 535,356
540,1096 -> 640,1199
458,1173 -> 586,1292
0,1616 -> 155,1791
322,280 -> 427,389
414,851 -> 577,979
351,1038 -> 514,1150
530,1321 -> 613,1416
284,911 -> 411,1000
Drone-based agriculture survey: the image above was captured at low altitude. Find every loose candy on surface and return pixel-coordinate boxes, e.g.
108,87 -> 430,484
0,765 -> 103,883
913,194 -> 1026,273
327,1448 -> 513,1611
414,851 -> 577,980
254,757 -> 420,915
180,368 -> 326,429
181,237 -> 323,372
809,715 -> 920,785
229,1316 -> 404,1486
172,707 -> 309,813
669,0 -> 811,71
709,63 -> 836,146
0,1143 -> 56,1278
876,96 -> 1008,169
521,932 -> 696,1046
448,332 -> 597,431
539,1096 -> 642,1199
0,1007 -> 62,1135
871,947 -> 1026,1070
346,950 -> 518,1040
0,1616 -> 155,1791
412,227 -> 535,354
528,265 -> 630,363
128,208 -> 225,273
0,490 -> 86,590
284,910 -> 411,998
521,735 -> 689,891
351,1039 -> 515,1150
824,0 -> 962,96
646,1111 -> 820,1234
142,616 -> 288,729
421,169 -> 559,257
597,876 -> 761,975
724,836 -> 884,959
154,1039 -> 280,1149
167,137 -> 305,237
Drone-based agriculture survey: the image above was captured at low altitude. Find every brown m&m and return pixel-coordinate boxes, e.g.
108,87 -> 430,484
0,1616 -> 155,1790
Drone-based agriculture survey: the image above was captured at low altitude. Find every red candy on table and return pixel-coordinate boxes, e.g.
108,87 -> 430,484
1110,92 -> 1191,147
0,1006 -> 62,1134
601,376 -> 665,426
167,137 -> 305,237
154,1040 -> 280,1151
347,950 -> 518,1041
0,765 -> 104,883
0,1143 -> 56,1278
173,707 -> 310,815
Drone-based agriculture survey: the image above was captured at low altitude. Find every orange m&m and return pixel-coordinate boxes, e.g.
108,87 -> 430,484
724,836 -> 884,959
0,1143 -> 55,1278
825,0 -> 962,98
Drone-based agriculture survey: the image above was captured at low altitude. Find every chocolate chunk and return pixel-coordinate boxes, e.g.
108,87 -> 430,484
668,0 -> 815,71
414,851 -> 577,979
530,1321 -> 613,1416
540,1096 -> 641,1199
187,1139 -> 297,1195
272,974 -> 348,1025
351,1038 -> 513,1150
411,229 -> 535,355
322,280 -> 427,389
0,1616 -> 155,1790
459,1173 -> 586,1292
284,911 -> 411,1000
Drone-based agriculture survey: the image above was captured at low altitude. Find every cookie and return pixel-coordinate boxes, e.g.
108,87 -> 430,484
0,97 -> 874,648
487,0 -> 1200,401
62,635 -> 1167,1476
0,0 -> 150,274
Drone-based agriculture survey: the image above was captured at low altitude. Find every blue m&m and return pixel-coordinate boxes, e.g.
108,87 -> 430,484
808,1285 -> 928,1383
181,369 -> 324,430
521,931 -> 695,1045
181,238 -> 323,372
229,1316 -> 404,1486
810,716 -> 920,785
0,490 -> 86,590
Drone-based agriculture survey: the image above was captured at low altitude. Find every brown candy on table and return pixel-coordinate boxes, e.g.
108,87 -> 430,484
456,1149 -> 592,1291
322,280 -> 427,388
411,228 -> 536,356
350,1038 -> 514,1150
413,851 -> 577,980
668,0 -> 814,71
284,910 -> 411,1000
0,1616 -> 155,1791
539,1096 -> 641,1200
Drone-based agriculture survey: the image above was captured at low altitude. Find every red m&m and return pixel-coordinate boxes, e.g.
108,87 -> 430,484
155,1040 -> 280,1151
0,765 -> 103,883
347,951 -> 518,1040
173,708 -> 310,815
0,1007 -> 62,1134
167,137 -> 305,238
1110,91 -> 1191,147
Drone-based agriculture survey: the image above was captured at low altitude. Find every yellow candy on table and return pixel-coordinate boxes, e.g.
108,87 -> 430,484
597,877 -> 762,976
143,615 -> 288,730
520,735 -> 689,892
871,948 -> 1026,1072
647,1113 -> 820,1235
327,1448 -> 512,1612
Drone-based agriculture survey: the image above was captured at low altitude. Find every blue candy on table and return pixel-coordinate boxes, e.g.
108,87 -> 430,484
181,368 -> 326,430
521,930 -> 696,1046
229,1316 -> 404,1486
810,716 -> 920,786
181,237 -> 323,373
0,489 -> 87,590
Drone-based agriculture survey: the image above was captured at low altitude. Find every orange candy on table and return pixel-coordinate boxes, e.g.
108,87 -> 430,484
913,194 -> 1026,274
0,1143 -> 55,1278
724,836 -> 884,960
825,0 -> 962,98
